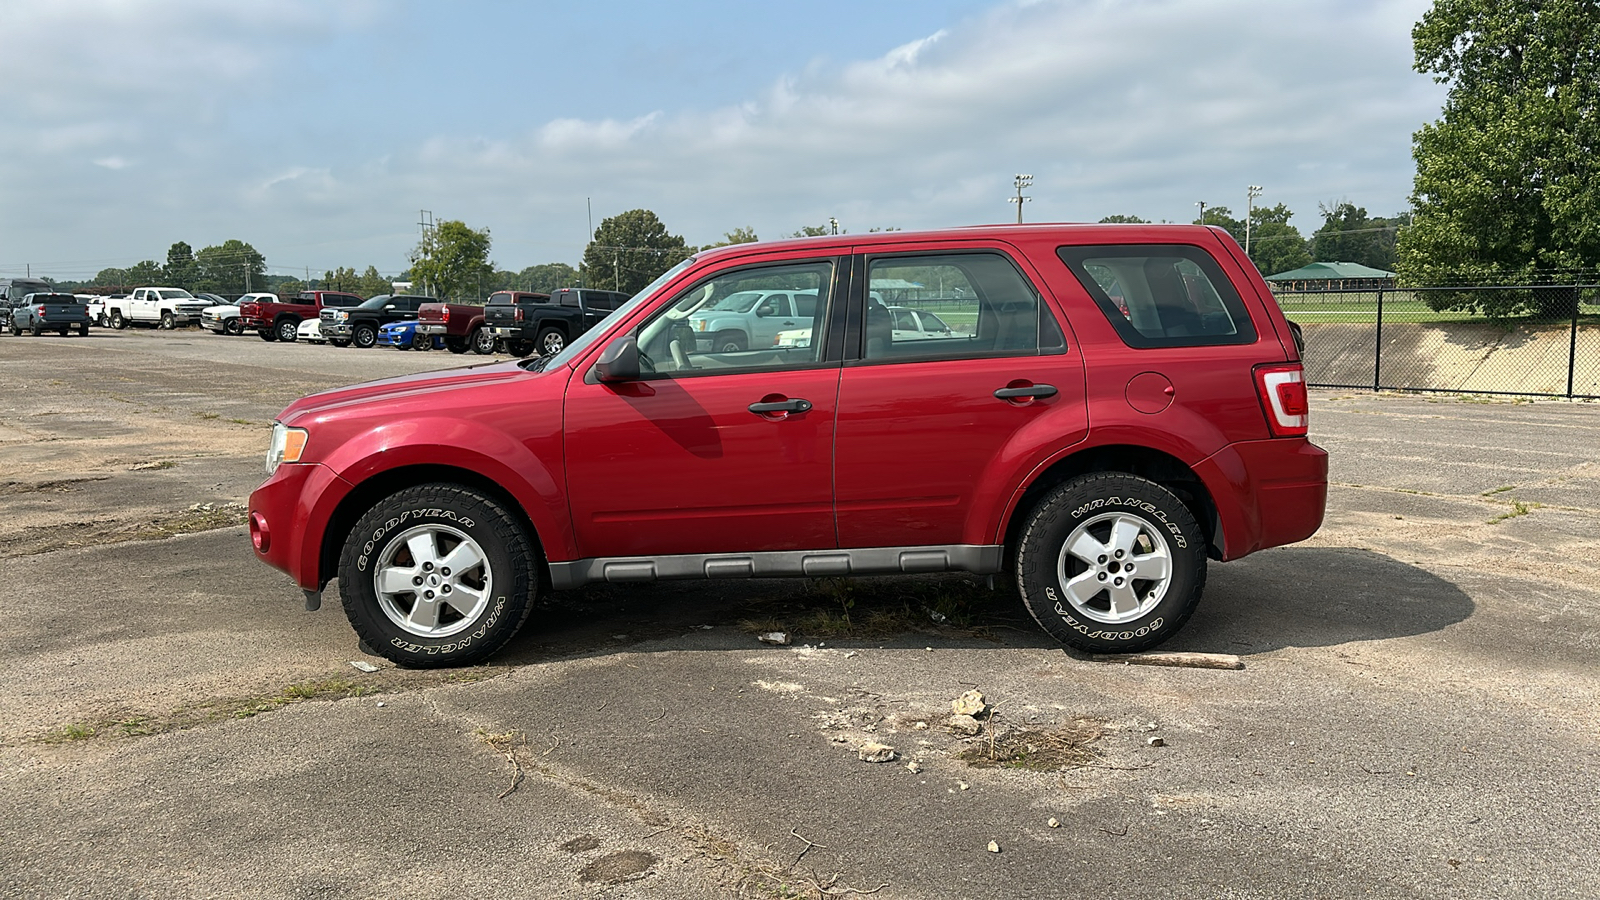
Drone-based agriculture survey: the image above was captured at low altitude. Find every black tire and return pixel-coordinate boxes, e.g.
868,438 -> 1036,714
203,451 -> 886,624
259,328 -> 277,342
97,313 -> 109,327
471,326 -> 496,355
338,483 -> 537,668
330,339 -> 350,348
445,336 -> 469,354
352,323 -> 377,349
713,331 -> 746,353
160,311 -> 176,330
276,318 -> 299,342
32,325 -> 43,336
410,330 -> 431,351
225,318 -> 245,336
78,323 -> 89,336
507,339 -> 532,357
110,310 -> 126,330
1015,472 -> 1206,654
9,321 -> 20,336
535,327 -> 566,356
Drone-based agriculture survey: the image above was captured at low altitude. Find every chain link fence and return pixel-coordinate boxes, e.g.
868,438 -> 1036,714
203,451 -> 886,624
1274,284 -> 1600,400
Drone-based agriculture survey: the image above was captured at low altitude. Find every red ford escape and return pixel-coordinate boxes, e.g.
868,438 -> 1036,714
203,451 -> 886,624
249,224 -> 1327,667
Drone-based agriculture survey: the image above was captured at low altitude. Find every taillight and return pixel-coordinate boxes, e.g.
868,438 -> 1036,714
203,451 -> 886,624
1254,363 -> 1308,437
441,307 -> 450,323
514,306 -> 524,322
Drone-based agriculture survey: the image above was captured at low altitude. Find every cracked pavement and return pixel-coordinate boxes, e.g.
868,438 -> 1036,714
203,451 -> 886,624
2,329 -> 1598,899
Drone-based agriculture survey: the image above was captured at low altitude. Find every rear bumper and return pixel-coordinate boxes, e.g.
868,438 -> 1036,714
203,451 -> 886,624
1195,438 -> 1328,560
416,324 -> 448,336
248,462 -> 354,591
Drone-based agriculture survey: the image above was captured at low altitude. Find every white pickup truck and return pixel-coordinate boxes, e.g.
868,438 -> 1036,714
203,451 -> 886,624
104,287 -> 213,330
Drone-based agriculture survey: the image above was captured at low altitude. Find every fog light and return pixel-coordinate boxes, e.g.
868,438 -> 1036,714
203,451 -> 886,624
250,511 -> 270,553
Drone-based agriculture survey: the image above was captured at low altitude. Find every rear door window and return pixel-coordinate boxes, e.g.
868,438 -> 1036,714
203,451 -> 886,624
858,252 -> 1063,361
1058,244 -> 1257,347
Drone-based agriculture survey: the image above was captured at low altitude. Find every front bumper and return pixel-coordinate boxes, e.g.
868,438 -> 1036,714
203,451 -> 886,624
322,322 -> 354,339
248,461 -> 354,591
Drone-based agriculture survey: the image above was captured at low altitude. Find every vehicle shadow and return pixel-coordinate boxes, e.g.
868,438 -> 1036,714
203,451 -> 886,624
1171,546 -> 1475,655
495,545 -> 1474,663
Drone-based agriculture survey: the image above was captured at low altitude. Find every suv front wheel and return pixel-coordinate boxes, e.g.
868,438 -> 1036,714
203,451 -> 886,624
338,484 -> 537,668
1015,473 -> 1206,654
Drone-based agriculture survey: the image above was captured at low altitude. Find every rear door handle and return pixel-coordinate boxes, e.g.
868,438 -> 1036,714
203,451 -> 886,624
994,384 -> 1058,400
748,398 -> 813,415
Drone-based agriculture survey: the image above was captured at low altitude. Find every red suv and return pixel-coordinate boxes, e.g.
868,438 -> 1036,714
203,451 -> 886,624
249,224 -> 1326,667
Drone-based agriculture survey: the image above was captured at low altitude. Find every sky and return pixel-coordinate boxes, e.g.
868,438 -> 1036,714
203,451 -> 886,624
0,0 -> 1447,283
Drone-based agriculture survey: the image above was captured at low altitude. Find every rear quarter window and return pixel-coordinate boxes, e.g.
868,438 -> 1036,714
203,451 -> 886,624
1058,244 -> 1256,348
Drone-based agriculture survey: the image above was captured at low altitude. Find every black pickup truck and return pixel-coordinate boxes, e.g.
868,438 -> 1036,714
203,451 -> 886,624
484,288 -> 629,356
320,294 -> 431,349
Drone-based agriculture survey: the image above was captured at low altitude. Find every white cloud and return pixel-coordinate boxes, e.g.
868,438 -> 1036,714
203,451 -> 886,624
0,0 -> 1444,278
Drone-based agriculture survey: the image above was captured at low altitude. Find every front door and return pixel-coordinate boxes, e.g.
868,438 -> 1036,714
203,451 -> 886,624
563,258 -> 842,559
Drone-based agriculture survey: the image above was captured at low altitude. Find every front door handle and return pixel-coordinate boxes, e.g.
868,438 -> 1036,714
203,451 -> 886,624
748,397 -> 813,415
994,384 -> 1058,401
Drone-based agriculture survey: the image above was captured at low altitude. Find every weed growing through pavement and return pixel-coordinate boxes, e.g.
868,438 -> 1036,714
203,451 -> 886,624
1488,498 -> 1543,524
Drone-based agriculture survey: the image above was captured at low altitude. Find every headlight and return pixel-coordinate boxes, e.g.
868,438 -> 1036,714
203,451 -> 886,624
265,423 -> 309,474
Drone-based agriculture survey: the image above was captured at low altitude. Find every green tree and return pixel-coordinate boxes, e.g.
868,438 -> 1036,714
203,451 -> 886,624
1310,202 -> 1405,270
1397,0 -> 1600,315
322,266 -> 361,293
1098,214 -> 1148,223
357,266 -> 391,298
194,240 -> 266,295
125,260 -> 164,285
581,209 -> 692,294
269,276 -> 304,298
91,267 -> 130,287
789,224 -> 834,238
164,242 -> 197,290
1247,204 -> 1313,276
409,220 -> 494,300
518,262 -> 579,292
709,227 -> 759,247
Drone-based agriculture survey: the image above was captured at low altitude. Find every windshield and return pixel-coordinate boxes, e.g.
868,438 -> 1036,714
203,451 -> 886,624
537,257 -> 697,371
157,289 -> 195,300
357,295 -> 391,309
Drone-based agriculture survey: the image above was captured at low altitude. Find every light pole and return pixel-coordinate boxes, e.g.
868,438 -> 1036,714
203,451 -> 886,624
1009,174 -> 1033,224
1196,201 -> 1207,225
1245,185 -> 1263,256
829,217 -> 838,235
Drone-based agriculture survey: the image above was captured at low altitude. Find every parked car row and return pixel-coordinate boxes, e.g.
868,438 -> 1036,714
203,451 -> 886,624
0,282 -> 639,358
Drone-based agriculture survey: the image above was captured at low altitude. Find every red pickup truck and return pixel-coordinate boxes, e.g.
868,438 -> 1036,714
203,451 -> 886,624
250,223 -> 1327,667
415,300 -> 495,354
242,290 -> 363,343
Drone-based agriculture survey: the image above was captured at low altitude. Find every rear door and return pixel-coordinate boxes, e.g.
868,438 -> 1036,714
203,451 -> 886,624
832,245 -> 1088,549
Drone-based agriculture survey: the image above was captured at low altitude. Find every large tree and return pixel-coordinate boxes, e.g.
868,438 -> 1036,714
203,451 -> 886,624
195,240 -> 266,295
409,220 -> 494,300
581,210 -> 692,294
518,262 -> 579,293
125,260 -> 164,285
357,265 -> 391,298
1191,205 -> 1311,276
164,242 -> 197,290
1397,0 -> 1600,313
1311,202 -> 1408,271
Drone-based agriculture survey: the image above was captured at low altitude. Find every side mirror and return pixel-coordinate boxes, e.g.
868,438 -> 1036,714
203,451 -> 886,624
594,336 -> 640,383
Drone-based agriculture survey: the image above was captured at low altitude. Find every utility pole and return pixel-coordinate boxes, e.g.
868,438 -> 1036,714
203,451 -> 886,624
1245,185 -> 1263,256
828,217 -> 838,235
1196,201 -> 1207,225
1008,174 -> 1033,224
418,210 -> 435,297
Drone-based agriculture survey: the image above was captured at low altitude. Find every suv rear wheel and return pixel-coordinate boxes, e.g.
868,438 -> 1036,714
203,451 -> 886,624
1015,472 -> 1206,654
338,483 -> 537,668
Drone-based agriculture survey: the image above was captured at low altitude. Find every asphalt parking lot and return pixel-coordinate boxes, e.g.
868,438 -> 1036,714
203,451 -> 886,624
2,326 -> 1598,899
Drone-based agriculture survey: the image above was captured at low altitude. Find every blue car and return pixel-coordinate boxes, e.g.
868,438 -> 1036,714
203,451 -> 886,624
377,319 -> 444,350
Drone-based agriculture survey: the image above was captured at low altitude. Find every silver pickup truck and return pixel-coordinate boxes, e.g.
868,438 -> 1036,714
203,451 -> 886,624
7,292 -> 91,337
